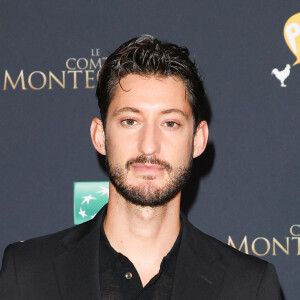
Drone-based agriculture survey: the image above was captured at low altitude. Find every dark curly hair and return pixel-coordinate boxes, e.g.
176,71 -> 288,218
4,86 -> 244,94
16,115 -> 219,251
96,34 -> 206,131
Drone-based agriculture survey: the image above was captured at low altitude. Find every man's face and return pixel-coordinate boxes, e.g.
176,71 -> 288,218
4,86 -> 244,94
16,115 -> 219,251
102,74 -> 198,207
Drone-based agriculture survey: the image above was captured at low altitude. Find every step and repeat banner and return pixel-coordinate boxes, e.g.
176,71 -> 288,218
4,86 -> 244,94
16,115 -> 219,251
1,1 -> 299,299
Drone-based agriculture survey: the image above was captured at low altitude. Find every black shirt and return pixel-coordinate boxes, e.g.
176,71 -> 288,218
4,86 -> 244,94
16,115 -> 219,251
99,211 -> 183,300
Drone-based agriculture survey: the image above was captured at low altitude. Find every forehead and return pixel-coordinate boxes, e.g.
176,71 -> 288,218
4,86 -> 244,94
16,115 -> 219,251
108,74 -> 192,114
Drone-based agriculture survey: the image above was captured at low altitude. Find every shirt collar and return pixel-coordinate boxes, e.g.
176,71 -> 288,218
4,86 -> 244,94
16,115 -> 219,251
99,206 -> 183,274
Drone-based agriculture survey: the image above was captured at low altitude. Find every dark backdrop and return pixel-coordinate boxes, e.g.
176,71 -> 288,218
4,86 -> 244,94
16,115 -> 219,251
1,1 -> 299,299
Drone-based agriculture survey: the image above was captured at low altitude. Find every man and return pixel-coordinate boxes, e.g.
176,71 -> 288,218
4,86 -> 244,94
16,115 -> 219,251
0,35 -> 282,299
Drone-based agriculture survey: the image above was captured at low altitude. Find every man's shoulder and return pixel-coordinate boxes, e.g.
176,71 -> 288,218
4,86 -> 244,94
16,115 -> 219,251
178,218 -> 282,299
186,218 -> 269,273
4,220 -> 90,261
3,206 -> 105,264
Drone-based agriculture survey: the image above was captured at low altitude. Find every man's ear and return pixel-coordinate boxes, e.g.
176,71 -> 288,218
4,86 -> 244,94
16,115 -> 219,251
90,118 -> 106,155
193,121 -> 209,158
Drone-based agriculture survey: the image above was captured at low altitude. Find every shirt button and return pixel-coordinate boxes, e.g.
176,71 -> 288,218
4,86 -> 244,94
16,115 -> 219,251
125,272 -> 132,279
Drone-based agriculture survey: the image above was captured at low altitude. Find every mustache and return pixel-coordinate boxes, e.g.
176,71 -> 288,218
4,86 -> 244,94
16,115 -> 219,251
125,155 -> 172,173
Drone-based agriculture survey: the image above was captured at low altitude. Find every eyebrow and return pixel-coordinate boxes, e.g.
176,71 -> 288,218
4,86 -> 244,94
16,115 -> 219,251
113,107 -> 187,118
161,109 -> 187,118
113,107 -> 140,116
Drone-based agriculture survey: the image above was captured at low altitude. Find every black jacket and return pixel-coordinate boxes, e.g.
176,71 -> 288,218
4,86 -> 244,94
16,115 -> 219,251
0,206 -> 282,299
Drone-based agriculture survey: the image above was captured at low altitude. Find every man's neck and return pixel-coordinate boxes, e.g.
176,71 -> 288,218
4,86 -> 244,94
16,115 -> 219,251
103,183 -> 181,286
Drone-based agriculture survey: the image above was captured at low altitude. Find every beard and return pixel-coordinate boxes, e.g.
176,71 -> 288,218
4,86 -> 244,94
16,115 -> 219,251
105,153 -> 193,208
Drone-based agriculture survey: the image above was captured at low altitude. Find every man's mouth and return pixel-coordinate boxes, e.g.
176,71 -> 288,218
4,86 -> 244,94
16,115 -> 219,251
131,163 -> 165,173
126,155 -> 172,174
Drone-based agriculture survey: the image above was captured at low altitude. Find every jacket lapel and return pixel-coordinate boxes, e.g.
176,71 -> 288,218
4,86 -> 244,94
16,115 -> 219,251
52,207 -> 106,300
172,215 -> 225,300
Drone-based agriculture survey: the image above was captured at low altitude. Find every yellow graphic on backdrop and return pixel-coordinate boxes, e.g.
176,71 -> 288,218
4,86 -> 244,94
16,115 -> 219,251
272,12 -> 300,87
284,12 -> 300,66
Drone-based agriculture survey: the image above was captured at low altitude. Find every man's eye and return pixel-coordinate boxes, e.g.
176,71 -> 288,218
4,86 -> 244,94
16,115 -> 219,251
122,119 -> 137,126
164,121 -> 179,128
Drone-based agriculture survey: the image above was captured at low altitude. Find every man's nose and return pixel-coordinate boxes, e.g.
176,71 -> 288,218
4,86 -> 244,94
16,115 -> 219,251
137,123 -> 161,155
